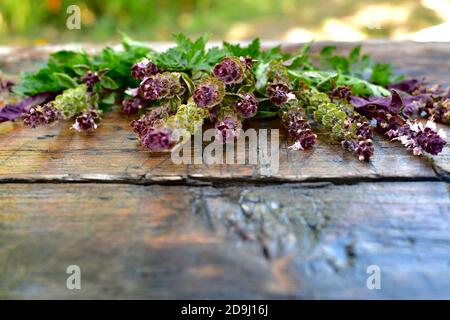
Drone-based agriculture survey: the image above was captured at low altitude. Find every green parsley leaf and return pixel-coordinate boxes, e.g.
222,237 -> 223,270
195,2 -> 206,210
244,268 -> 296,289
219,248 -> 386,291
288,70 -> 390,97
223,38 -> 261,58
319,45 -> 403,86
151,33 -> 224,74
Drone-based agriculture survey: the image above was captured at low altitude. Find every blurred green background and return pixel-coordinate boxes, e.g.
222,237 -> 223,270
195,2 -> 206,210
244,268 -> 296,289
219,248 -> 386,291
0,0 -> 449,45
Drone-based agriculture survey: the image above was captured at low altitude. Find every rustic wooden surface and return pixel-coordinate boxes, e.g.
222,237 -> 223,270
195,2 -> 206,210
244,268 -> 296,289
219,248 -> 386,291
0,42 -> 449,299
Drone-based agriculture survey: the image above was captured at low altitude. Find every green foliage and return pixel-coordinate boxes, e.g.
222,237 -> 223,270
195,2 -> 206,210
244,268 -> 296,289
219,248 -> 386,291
253,46 -> 298,92
288,70 -> 390,96
337,74 -> 390,96
15,32 -> 396,102
284,43 -> 314,71
91,41 -> 150,88
13,32 -> 402,132
223,38 -> 261,58
13,36 -> 150,98
254,110 -> 278,119
319,45 -> 403,86
207,36 -> 286,65
370,63 -> 404,87
267,60 -> 289,82
150,33 -> 225,74
13,51 -> 90,96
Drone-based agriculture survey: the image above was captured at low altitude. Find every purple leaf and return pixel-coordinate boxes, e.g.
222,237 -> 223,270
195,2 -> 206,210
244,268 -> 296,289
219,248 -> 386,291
0,92 -> 55,123
387,78 -> 425,94
350,90 -> 403,115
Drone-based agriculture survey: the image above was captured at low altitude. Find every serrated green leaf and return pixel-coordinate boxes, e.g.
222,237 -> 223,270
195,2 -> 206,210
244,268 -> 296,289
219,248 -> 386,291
152,33 -> 223,74
285,43 -> 314,71
320,46 -> 336,57
319,45 -> 402,86
223,38 -> 261,58
370,63 -> 395,87
348,46 -> 361,63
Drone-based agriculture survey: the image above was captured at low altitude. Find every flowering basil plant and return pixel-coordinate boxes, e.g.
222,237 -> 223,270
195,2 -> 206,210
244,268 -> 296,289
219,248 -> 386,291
1,34 -> 447,161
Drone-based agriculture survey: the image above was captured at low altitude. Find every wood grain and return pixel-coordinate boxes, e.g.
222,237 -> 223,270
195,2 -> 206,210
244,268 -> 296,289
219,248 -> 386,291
0,111 -> 448,184
0,182 -> 449,299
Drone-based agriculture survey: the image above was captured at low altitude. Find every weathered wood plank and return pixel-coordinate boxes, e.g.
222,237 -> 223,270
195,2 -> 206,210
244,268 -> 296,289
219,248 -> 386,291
0,182 -> 449,299
0,112 -> 447,183
1,42 -> 449,183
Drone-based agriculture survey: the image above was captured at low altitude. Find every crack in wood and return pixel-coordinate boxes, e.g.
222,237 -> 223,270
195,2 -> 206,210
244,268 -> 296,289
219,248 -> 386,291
0,174 -> 446,186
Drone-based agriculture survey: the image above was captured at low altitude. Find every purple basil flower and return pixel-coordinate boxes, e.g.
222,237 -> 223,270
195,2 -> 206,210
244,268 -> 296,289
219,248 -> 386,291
387,79 -> 450,123
354,139 -> 374,161
131,58 -> 159,80
388,78 -> 425,94
130,106 -> 171,135
130,119 -> 147,136
342,139 -> 374,161
329,86 -> 352,101
23,102 -> 61,128
391,120 -> 446,156
140,127 -> 176,151
266,82 -> 290,106
122,97 -> 145,115
72,111 -> 100,132
139,72 -> 184,101
140,77 -> 163,101
350,89 -> 447,155
213,57 -> 245,85
401,95 -> 425,118
215,115 -> 242,143
429,99 -> 450,124
81,71 -> 100,87
240,56 -> 255,70
340,115 -> 375,161
355,121 -> 373,140
235,93 -> 258,118
282,108 -> 316,150
193,78 -> 225,108
402,93 -> 450,124
1,92 -> 55,123
343,115 -> 374,141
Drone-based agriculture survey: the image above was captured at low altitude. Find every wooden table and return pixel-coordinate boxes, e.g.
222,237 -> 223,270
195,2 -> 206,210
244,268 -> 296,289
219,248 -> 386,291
0,42 -> 449,299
